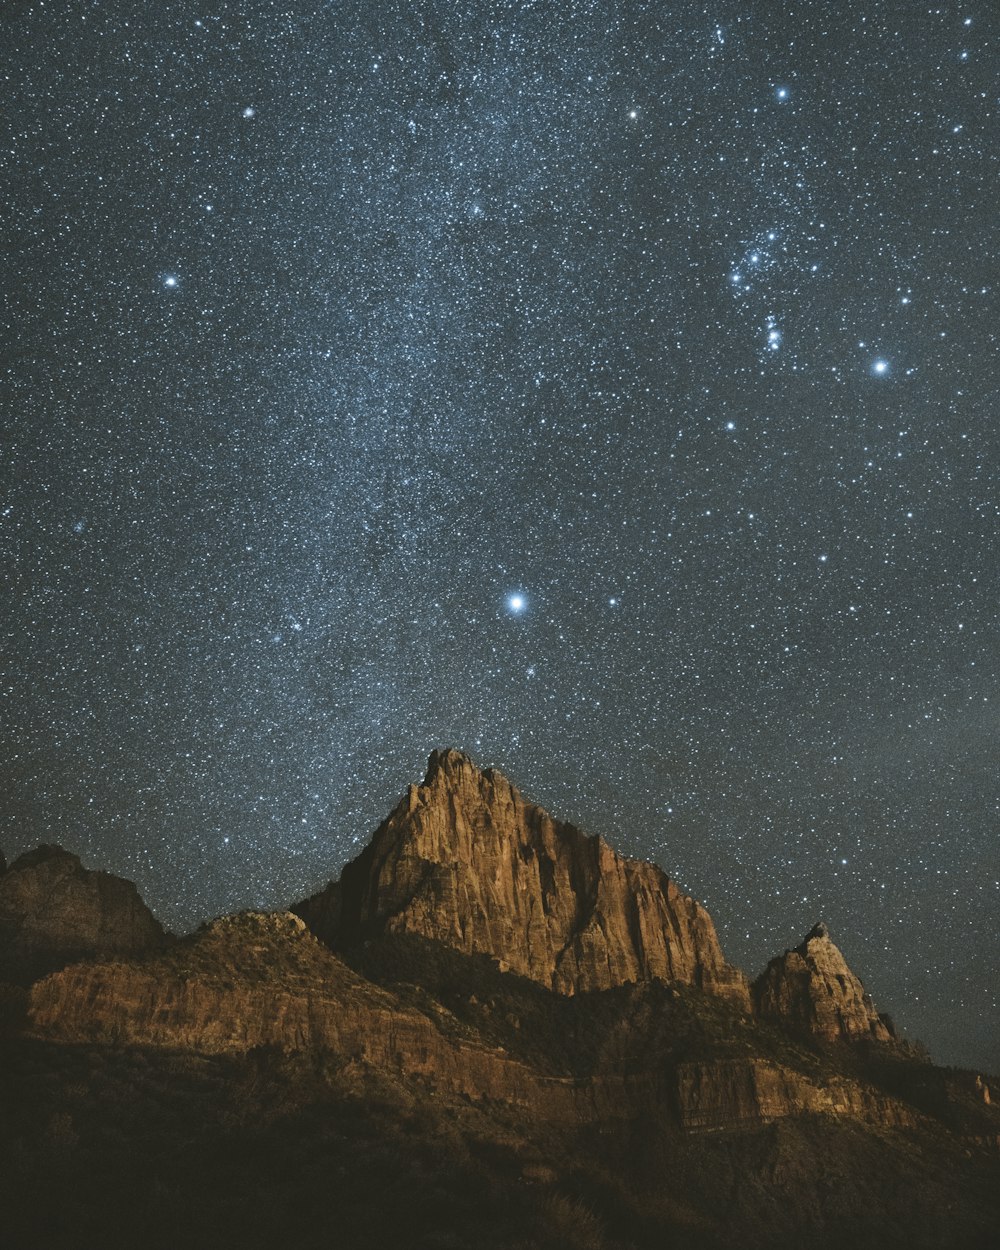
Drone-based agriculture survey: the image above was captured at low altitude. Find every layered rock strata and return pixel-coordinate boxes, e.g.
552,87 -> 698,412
27,911 -> 642,1120
28,911 -> 913,1135
676,1058 -> 915,1132
0,845 -> 165,985
296,749 -> 750,1005
753,922 -> 894,1042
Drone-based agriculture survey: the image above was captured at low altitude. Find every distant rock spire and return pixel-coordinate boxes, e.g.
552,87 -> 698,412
753,923 -> 894,1043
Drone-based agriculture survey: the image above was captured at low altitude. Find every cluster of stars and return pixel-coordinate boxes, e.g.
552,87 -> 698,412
0,1 -> 996,1072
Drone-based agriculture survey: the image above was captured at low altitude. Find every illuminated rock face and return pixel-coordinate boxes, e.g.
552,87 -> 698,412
752,922 -> 895,1043
0,845 -> 164,985
296,748 -> 750,1006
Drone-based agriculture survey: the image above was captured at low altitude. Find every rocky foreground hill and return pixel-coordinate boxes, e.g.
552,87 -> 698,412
0,749 -> 997,1250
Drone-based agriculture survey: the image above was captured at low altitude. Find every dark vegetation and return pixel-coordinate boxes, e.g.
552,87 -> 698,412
1,1030 -> 998,1250
3,932 -> 998,1250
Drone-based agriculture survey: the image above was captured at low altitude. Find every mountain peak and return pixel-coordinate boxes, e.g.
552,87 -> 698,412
0,843 -> 165,986
424,746 -> 479,777
296,752 -> 750,1005
9,844 -> 81,872
754,924 -> 895,1044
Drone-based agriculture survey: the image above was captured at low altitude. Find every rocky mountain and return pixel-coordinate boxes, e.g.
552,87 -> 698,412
1,750 -> 998,1250
21,906 -> 919,1138
295,747 -> 750,1004
0,844 -> 165,985
753,921 -> 896,1042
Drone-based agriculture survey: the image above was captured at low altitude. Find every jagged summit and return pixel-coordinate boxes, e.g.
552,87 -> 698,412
424,744 -> 478,777
753,922 -> 895,1043
295,748 -> 750,1004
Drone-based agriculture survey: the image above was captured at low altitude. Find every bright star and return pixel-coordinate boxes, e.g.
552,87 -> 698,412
508,594 -> 526,614
776,87 -> 789,101
162,274 -> 179,288
242,106 -> 256,118
872,358 -> 890,376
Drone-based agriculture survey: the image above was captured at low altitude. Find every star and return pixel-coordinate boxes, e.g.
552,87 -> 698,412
5,0 -> 997,1076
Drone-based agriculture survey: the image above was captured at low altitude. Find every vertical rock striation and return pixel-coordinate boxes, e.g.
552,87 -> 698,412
0,845 -> 165,985
296,748 -> 750,1005
753,922 -> 894,1042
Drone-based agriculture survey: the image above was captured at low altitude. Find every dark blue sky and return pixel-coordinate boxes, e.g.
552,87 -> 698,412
2,2 -> 997,1070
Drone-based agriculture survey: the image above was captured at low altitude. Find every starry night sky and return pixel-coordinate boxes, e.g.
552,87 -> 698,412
3,2 -> 998,1070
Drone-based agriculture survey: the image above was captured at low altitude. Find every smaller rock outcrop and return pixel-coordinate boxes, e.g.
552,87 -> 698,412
676,1058 -> 915,1132
753,922 -> 894,1043
0,845 -> 165,985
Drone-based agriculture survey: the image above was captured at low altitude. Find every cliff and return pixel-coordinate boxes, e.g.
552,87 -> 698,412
0,845 -> 165,985
8,751 -> 1000,1250
26,911 -> 922,1139
753,922 -> 895,1043
296,748 -> 750,1005
28,911 -> 706,1127
675,1057 -> 915,1132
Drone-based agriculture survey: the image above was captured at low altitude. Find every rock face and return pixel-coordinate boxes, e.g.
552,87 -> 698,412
296,748 -> 750,1005
753,922 -> 894,1042
675,1058 -> 914,1132
26,911 -> 630,1120
0,845 -> 165,985
27,911 -> 914,1136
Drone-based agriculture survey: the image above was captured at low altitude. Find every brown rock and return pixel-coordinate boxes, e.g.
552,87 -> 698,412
0,845 -> 165,985
26,910 -> 640,1120
675,1057 -> 915,1132
752,922 -> 894,1042
28,911 -> 911,1137
296,749 -> 749,1005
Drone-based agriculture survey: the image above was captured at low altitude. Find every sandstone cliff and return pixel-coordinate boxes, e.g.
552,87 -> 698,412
27,910 -> 921,1138
27,910 -> 648,1121
296,749 -> 749,1005
753,922 -> 894,1043
675,1057 -> 915,1132
0,845 -> 165,985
